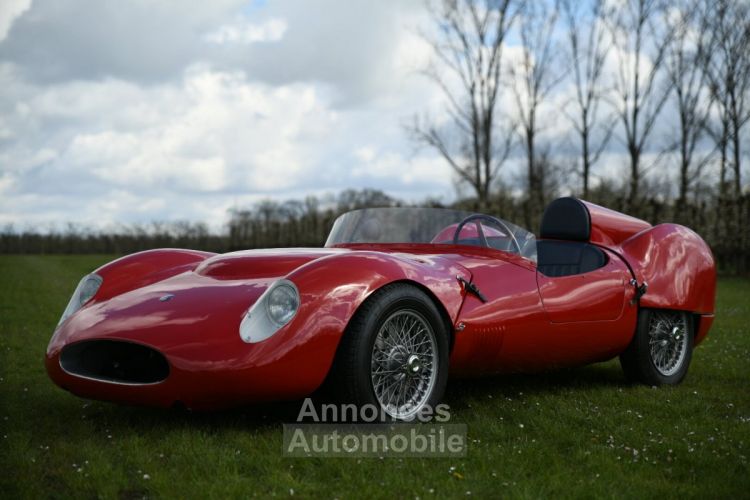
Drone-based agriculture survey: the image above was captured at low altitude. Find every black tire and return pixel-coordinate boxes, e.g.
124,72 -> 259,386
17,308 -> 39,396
620,309 -> 694,385
329,282 -> 450,421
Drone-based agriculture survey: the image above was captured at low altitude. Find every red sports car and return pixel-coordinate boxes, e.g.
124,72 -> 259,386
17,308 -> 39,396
46,198 -> 716,420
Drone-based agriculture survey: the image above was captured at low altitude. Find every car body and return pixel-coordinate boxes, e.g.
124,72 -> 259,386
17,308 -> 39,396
46,198 -> 716,417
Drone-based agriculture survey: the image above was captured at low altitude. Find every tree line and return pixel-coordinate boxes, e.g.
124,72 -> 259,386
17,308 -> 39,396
1,187 -> 748,274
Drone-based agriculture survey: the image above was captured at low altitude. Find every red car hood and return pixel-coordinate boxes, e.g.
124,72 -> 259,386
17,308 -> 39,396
194,248 -> 347,280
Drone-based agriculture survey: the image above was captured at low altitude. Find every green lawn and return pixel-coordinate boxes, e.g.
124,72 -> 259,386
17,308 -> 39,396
1,255 -> 748,499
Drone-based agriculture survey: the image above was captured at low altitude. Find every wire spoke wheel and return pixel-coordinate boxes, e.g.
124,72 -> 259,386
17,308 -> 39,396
370,309 -> 438,420
648,311 -> 689,377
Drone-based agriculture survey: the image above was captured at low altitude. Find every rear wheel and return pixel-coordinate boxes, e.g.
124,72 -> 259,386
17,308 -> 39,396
331,283 -> 449,421
620,309 -> 693,385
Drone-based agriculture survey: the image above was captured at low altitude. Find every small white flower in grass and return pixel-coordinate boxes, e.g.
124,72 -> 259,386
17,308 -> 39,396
289,488 -> 294,496
143,474 -> 150,480
518,424 -> 524,429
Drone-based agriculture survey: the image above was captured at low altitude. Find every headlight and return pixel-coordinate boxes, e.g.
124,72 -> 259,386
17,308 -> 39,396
58,273 -> 103,327
240,279 -> 299,343
266,283 -> 299,326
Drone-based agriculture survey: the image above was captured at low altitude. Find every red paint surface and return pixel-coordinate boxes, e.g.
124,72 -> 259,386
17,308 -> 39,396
580,200 -> 652,247
617,224 -> 716,314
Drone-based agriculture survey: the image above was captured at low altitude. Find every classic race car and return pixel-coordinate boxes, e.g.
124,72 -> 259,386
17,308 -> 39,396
46,198 -> 716,419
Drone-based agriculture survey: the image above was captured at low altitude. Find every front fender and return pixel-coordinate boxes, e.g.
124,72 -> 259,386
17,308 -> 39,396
278,251 -> 470,390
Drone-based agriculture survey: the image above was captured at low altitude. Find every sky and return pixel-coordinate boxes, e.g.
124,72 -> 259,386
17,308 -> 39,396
0,0 -> 709,231
0,0 -> 463,230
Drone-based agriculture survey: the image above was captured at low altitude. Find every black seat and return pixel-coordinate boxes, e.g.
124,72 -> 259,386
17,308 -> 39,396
536,240 -> 607,277
537,197 -> 607,277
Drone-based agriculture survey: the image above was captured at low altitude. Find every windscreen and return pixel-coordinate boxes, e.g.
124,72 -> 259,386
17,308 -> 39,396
324,207 -> 537,260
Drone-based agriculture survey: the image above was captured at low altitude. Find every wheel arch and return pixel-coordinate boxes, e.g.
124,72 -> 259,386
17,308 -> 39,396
317,278 -> 458,393
343,279 -> 457,352
634,307 -> 708,348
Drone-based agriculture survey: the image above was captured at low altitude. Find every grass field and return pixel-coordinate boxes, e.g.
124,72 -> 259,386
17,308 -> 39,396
1,255 -> 748,499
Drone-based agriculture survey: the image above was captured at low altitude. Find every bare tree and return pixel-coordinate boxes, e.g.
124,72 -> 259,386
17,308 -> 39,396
562,0 -> 615,199
702,0 -> 750,201
510,0 -> 563,226
607,0 -> 674,211
703,78 -> 732,208
663,0 -> 713,216
410,0 -> 518,209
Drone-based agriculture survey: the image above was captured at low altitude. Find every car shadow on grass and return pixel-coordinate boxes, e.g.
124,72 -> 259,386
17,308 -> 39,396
64,361 -> 627,434
444,361 -> 626,410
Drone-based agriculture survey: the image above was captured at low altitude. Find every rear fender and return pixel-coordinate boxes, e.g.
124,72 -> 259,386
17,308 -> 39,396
618,224 -> 716,314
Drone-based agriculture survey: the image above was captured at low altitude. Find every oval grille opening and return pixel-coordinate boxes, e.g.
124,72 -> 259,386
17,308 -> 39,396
60,340 -> 169,385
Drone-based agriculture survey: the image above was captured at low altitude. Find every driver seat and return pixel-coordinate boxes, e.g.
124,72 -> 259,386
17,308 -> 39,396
536,198 -> 607,277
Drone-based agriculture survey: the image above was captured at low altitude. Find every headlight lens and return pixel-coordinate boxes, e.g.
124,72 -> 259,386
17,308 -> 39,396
266,283 -> 299,326
58,273 -> 103,327
240,279 -> 300,343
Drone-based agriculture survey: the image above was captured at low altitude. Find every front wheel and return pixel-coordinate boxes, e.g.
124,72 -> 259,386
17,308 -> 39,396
620,309 -> 694,385
332,283 -> 449,421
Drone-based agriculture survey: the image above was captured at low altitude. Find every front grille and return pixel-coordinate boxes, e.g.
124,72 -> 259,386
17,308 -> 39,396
60,340 -> 169,385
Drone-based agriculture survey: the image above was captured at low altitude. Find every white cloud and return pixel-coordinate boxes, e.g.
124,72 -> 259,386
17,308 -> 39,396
0,56 -> 452,228
0,0 -> 31,42
204,18 -> 287,45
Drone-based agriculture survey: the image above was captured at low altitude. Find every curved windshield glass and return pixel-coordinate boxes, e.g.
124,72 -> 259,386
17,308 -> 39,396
325,207 -> 537,260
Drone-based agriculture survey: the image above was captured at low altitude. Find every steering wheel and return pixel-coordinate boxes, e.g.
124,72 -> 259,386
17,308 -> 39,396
452,214 -> 522,255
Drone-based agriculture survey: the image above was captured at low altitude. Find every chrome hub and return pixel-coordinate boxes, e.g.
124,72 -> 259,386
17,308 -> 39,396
406,354 -> 422,375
